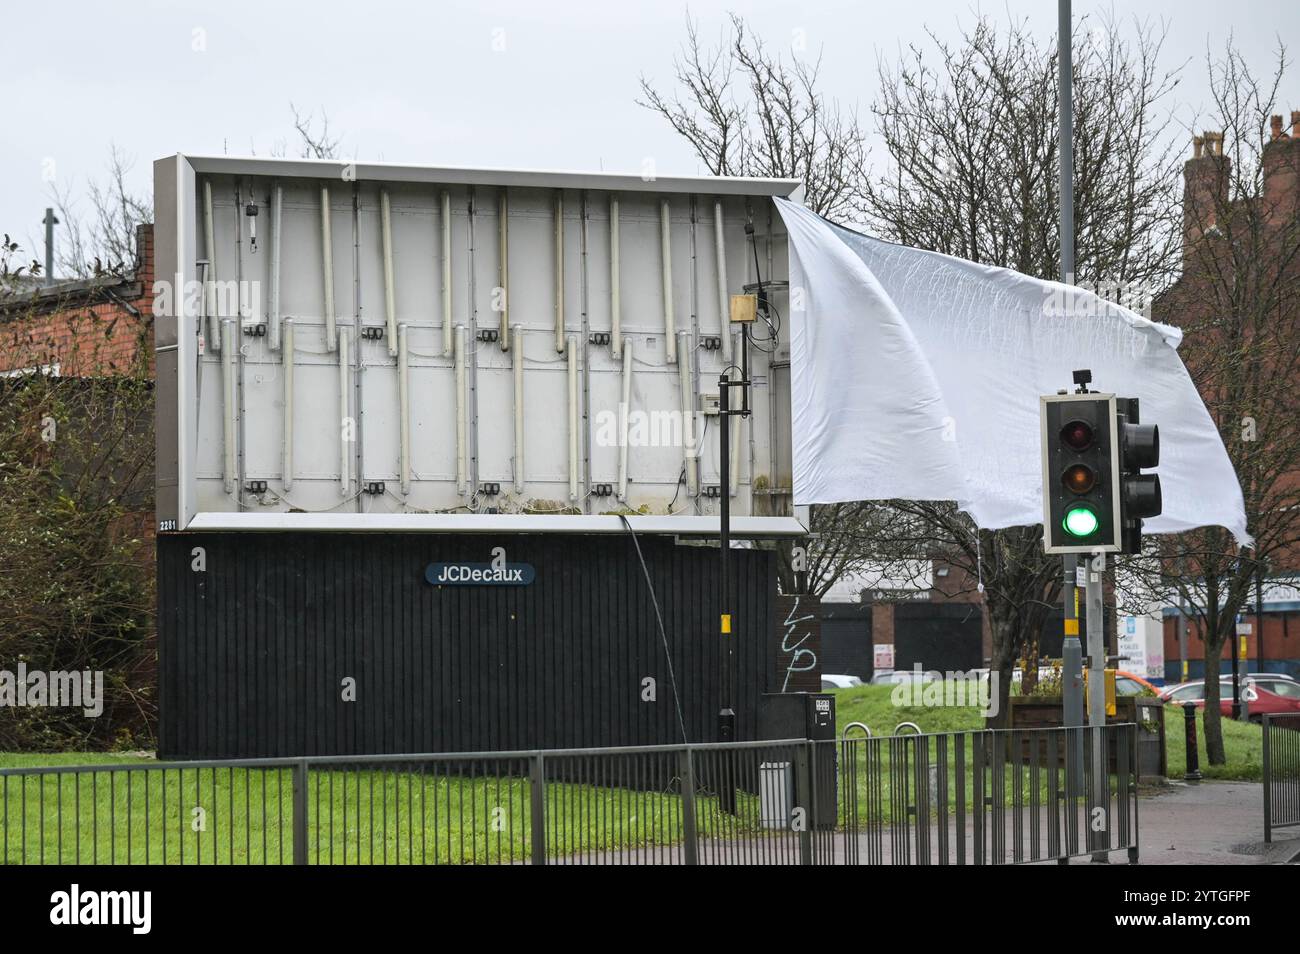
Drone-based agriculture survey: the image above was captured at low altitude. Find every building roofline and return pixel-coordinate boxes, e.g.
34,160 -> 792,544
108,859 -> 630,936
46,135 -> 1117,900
0,275 -> 143,319
173,153 -> 805,199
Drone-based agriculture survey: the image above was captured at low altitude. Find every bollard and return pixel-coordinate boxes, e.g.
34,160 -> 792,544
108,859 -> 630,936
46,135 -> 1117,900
1182,703 -> 1203,782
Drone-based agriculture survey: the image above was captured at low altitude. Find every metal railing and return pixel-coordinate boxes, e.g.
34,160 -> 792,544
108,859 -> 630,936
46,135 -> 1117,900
1263,712 -> 1300,843
0,724 -> 1138,865
832,723 -> 1138,864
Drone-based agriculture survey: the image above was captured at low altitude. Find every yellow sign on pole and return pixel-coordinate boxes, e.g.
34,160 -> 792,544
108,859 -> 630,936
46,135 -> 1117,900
729,294 -> 758,324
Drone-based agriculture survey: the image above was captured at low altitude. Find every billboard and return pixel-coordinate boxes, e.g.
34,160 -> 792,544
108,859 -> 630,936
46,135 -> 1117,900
153,155 -> 805,536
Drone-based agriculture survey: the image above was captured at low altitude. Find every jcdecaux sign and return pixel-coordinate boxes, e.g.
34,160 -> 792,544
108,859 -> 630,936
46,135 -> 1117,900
425,561 -> 536,586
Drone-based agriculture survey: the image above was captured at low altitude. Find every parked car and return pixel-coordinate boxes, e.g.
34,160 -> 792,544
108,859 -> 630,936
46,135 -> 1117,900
868,669 -> 932,686
1248,674 -> 1300,697
1160,673 -> 1298,704
1209,684 -> 1300,721
1160,676 -> 1300,721
1113,670 -> 1162,697
821,674 -> 864,690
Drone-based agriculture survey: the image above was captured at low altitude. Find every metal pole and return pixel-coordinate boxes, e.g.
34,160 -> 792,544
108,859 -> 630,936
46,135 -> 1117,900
1058,0 -> 1074,283
1263,715 -> 1273,843
1183,703 -> 1203,781
1256,559 -> 1265,674
1177,575 -> 1189,683
680,747 -> 699,864
1086,560 -> 1106,728
1063,562 -> 1084,732
529,754 -> 546,865
1231,594 -> 1243,720
43,207 -> 58,286
291,760 -> 308,865
1058,0 -> 1080,726
1086,554 -> 1108,861
1057,0 -> 1084,864
719,372 -> 735,746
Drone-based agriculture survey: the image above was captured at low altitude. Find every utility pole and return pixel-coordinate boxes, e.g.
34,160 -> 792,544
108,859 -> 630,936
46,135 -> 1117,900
43,207 -> 59,286
1231,562 -> 1243,720
719,376 -> 736,747
1177,558 -> 1189,682
718,264 -> 754,749
718,291 -> 752,817
1058,0 -> 1080,715
1056,0 -> 1087,863
1255,557 -> 1266,674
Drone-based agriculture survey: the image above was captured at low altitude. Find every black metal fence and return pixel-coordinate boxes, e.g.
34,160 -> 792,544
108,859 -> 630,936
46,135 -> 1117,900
1263,712 -> 1300,843
0,724 -> 1138,865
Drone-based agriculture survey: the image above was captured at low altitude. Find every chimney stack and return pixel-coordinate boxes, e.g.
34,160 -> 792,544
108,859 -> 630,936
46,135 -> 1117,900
1183,130 -> 1229,250
1263,107 -> 1300,226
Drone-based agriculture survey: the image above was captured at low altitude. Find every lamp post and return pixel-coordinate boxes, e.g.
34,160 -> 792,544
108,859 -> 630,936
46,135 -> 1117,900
718,308 -> 753,746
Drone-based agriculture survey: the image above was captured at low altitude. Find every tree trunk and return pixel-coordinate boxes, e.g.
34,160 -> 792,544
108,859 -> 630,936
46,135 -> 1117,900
1020,636 -> 1040,693
1201,625 -> 1228,766
986,608 -> 1018,729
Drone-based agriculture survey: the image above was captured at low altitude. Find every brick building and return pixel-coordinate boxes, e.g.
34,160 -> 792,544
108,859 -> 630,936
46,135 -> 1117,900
1156,114 -> 1300,680
0,224 -> 154,376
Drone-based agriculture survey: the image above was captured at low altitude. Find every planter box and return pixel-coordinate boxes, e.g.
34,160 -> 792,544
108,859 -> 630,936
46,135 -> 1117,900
1007,696 -> 1166,781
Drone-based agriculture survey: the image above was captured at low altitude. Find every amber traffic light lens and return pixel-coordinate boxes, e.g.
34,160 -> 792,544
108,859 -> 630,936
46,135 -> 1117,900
1060,420 -> 1094,450
1062,464 -> 1096,494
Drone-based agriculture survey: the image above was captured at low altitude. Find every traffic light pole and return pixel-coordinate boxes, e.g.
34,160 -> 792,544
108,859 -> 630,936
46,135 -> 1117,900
1062,559 -> 1083,732
1086,554 -> 1109,862
1061,555 -> 1085,863
719,317 -> 753,745
717,322 -> 750,815
718,374 -> 736,747
1056,0 -> 1086,864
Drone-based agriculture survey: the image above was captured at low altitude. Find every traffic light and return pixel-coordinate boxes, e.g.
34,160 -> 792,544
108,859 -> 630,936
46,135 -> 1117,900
1041,392 -> 1161,554
1041,393 -> 1121,554
1116,397 -> 1161,554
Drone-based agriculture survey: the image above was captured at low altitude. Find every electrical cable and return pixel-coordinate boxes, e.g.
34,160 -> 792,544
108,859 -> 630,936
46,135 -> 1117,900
618,513 -> 689,745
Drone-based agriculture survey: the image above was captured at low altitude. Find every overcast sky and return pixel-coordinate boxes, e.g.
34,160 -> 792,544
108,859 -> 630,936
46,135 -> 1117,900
3,0 -> 1297,261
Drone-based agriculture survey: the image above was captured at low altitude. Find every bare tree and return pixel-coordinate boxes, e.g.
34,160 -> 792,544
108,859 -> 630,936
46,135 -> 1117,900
639,13 -> 869,221
645,12 -> 1187,723
46,145 -> 151,279
1125,41 -> 1300,764
855,14 -> 1186,721
290,103 -> 342,160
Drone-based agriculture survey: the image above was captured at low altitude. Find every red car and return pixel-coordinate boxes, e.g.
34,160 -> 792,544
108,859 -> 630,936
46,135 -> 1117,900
1169,679 -> 1300,722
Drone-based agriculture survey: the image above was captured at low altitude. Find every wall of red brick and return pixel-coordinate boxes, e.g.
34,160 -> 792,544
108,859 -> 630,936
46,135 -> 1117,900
1162,611 -> 1300,671
1,224 -> 153,378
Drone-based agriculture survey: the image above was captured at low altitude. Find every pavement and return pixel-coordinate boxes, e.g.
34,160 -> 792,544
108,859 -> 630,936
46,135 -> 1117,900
1132,780 -> 1300,865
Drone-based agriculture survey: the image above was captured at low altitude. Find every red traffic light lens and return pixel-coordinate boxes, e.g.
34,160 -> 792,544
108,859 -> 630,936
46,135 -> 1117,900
1062,464 -> 1096,494
1060,419 -> 1094,450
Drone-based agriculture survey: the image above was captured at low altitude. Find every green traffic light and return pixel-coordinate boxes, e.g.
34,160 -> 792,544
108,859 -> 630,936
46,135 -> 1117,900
1062,504 -> 1100,538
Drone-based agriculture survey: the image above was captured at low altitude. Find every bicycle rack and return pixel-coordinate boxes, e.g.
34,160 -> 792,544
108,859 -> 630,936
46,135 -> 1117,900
893,721 -> 922,736
842,721 -> 872,741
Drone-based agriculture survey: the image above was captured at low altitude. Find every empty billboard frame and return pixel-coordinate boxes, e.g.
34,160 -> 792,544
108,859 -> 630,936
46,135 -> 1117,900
153,154 -> 806,538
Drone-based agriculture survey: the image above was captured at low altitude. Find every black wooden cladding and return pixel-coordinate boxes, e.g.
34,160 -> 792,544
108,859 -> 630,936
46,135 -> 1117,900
818,603 -> 874,682
157,532 -> 773,759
